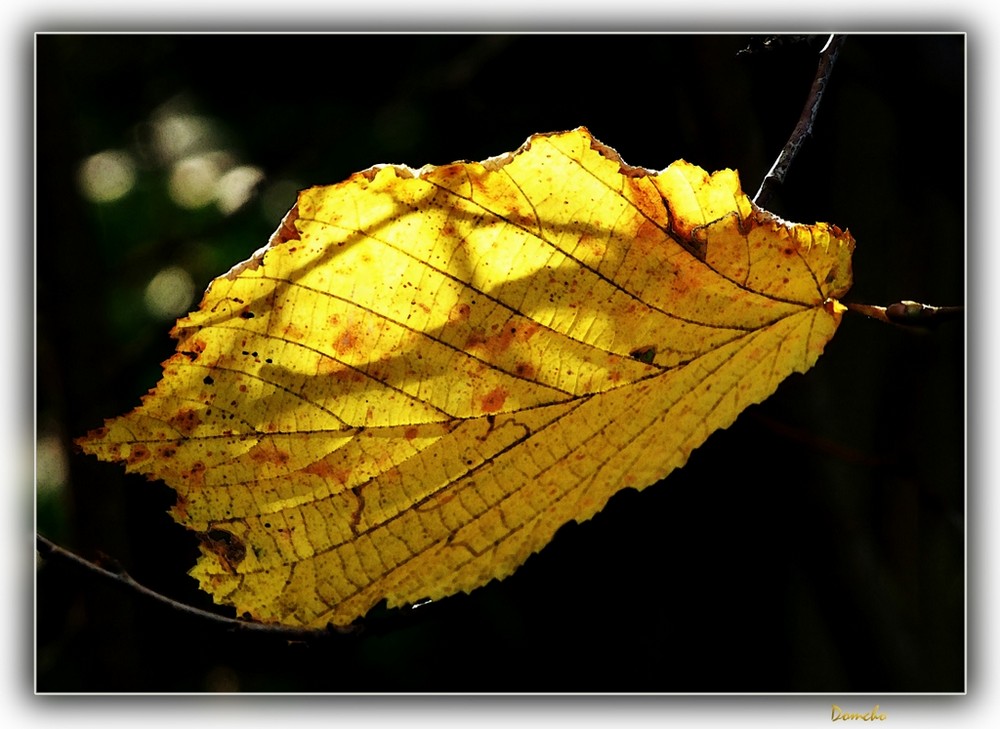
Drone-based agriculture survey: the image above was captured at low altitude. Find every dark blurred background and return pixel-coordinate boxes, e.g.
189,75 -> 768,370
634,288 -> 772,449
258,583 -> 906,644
36,34 -> 964,693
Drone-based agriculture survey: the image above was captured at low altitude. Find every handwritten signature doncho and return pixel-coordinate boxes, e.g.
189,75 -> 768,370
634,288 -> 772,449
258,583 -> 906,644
831,704 -> 887,721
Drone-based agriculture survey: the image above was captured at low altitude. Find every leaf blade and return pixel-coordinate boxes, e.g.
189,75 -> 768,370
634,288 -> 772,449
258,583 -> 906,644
77,127 -> 854,627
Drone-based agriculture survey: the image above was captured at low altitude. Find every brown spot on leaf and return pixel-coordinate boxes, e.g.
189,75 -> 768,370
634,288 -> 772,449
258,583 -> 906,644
318,356 -> 366,383
513,361 -> 535,379
465,321 -> 541,358
479,386 -> 508,414
201,528 -> 247,573
168,407 -> 201,436
303,459 -> 352,485
127,443 -> 150,465
282,322 -> 306,340
248,442 -> 290,466
170,493 -> 188,521
332,322 -> 362,356
449,302 -> 472,323
464,329 -> 487,349
182,461 -> 206,488
172,338 -> 208,363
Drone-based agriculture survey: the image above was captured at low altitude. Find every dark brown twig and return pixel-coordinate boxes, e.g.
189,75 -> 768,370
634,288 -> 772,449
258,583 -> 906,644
36,532 -> 355,640
844,300 -> 964,328
753,34 -> 847,208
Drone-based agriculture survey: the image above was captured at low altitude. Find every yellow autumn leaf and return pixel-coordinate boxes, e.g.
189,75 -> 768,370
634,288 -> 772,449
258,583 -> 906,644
76,127 -> 854,628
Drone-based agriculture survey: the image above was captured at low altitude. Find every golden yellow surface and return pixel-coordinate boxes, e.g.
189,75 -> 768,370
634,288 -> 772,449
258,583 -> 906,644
77,128 -> 854,627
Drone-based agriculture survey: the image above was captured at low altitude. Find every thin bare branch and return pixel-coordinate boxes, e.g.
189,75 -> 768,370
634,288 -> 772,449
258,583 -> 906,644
36,532 -> 355,640
753,34 -> 847,208
844,300 -> 963,328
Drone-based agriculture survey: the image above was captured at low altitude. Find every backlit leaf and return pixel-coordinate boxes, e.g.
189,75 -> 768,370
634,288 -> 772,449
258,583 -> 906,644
76,127 -> 854,628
